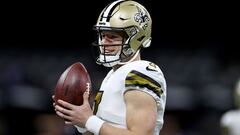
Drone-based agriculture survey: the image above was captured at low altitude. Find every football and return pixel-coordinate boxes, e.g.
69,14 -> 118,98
54,62 -> 92,106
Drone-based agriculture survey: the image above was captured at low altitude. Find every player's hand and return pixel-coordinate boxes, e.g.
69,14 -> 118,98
53,91 -> 93,127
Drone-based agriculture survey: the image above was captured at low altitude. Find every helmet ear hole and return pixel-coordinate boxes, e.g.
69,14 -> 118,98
122,47 -> 133,57
142,38 -> 152,48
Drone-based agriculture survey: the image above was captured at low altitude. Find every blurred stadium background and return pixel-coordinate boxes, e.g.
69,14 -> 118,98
0,0 -> 238,135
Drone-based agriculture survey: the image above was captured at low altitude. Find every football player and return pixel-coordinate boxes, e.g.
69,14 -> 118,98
53,0 -> 167,135
220,79 -> 240,135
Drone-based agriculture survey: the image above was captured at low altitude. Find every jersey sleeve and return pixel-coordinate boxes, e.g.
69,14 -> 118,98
124,61 -> 166,101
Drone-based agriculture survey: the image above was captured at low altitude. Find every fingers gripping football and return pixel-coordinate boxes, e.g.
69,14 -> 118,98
54,91 -> 93,127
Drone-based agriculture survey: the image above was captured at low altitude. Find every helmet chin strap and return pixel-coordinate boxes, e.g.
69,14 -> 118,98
99,50 -> 121,67
99,49 -> 140,67
99,56 -> 120,67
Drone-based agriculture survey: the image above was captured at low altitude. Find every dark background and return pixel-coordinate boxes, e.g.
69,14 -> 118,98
1,0 -> 236,48
0,0 -> 239,135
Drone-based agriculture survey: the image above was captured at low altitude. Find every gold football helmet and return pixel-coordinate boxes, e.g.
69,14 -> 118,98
93,0 -> 152,67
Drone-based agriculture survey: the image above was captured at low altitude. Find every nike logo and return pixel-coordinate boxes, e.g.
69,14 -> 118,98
146,66 -> 158,72
119,17 -> 130,21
